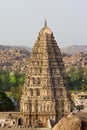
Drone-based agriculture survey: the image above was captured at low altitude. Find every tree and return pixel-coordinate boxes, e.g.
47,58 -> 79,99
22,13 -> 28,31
67,67 -> 87,91
10,86 -> 22,109
0,69 -> 10,91
0,68 -> 25,91
0,91 -> 15,111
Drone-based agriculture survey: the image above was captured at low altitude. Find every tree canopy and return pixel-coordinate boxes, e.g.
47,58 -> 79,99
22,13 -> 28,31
67,67 -> 87,91
0,91 -> 15,111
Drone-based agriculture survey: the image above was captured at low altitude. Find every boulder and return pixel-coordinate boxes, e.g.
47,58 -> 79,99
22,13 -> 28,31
52,114 -> 87,130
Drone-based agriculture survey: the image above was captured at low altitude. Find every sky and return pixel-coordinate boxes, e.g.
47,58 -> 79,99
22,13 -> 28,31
0,0 -> 87,48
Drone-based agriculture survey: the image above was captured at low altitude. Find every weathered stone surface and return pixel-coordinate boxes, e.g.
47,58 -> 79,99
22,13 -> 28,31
52,114 -> 87,130
20,21 -> 71,127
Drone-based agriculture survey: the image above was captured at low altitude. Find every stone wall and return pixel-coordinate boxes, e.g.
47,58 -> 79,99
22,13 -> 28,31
0,128 -> 51,130
0,112 -> 20,127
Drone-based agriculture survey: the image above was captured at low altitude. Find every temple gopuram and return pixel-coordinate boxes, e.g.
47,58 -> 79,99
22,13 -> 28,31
20,21 -> 71,127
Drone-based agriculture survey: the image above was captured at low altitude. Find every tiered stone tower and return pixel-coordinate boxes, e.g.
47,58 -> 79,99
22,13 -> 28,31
20,21 -> 71,127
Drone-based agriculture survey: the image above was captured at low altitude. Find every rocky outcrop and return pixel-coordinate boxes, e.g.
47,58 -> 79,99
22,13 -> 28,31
0,46 -> 30,72
62,52 -> 87,72
52,114 -> 87,130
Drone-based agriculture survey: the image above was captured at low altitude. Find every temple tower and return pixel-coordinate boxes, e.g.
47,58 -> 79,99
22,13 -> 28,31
20,21 -> 71,127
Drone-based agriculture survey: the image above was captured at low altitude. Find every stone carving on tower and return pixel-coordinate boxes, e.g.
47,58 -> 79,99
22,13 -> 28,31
20,21 -> 71,127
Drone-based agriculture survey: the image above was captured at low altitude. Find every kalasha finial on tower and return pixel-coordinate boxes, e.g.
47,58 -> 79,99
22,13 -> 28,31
44,18 -> 47,27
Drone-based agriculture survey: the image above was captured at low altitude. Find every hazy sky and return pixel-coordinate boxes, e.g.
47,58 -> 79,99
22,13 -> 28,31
0,0 -> 87,48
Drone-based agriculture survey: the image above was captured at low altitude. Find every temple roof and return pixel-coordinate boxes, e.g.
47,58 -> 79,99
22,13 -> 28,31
40,20 -> 52,35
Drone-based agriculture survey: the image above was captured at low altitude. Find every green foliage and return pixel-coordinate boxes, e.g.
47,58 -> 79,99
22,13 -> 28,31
0,69 -> 10,91
0,69 -> 25,107
67,67 -> 87,91
10,86 -> 22,107
0,69 -> 25,91
0,91 -> 15,111
9,75 -> 15,83
0,91 -> 7,99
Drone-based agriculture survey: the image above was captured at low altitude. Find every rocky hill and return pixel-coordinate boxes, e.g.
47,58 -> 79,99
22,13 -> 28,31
0,45 -> 87,73
61,45 -> 87,54
62,52 -> 87,72
0,45 -> 30,72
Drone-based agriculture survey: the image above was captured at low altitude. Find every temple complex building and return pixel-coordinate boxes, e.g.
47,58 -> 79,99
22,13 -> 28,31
20,21 -> 71,127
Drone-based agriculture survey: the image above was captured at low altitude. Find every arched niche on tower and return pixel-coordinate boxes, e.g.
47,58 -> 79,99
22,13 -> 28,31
36,88 -> 40,96
18,118 -> 22,126
60,88 -> 63,96
37,77 -> 41,84
29,89 -> 33,96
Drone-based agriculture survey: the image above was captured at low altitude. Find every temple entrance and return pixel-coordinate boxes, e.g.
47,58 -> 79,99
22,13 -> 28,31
18,118 -> 22,125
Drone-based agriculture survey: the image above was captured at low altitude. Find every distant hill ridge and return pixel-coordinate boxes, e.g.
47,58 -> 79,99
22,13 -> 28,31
0,44 -> 31,51
61,45 -> 87,54
0,44 -> 87,72
0,44 -> 87,54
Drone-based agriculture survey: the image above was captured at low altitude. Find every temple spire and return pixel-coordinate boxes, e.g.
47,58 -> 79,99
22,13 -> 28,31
44,18 -> 47,27
20,22 -> 71,127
